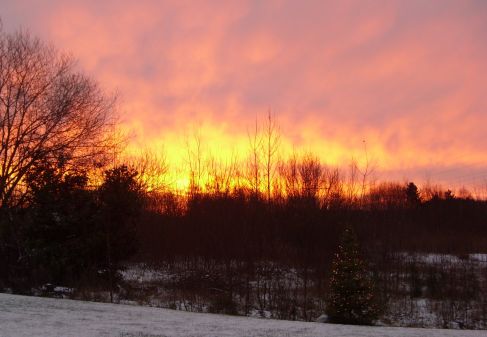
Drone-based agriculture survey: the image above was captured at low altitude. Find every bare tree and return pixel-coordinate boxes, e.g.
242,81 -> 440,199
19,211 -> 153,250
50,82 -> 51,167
298,153 -> 322,200
121,147 -> 169,193
246,118 -> 262,196
322,167 -> 342,208
185,128 -> 204,196
347,158 -> 359,204
279,150 -> 299,198
0,28 -> 117,208
205,152 -> 237,195
280,152 -> 336,204
359,140 -> 376,204
261,110 -> 280,201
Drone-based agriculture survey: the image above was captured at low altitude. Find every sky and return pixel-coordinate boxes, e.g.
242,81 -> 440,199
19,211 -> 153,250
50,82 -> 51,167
2,0 -> 487,191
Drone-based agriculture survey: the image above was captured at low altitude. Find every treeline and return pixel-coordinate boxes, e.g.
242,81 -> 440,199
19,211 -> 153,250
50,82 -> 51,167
138,174 -> 487,266
4,149 -> 486,298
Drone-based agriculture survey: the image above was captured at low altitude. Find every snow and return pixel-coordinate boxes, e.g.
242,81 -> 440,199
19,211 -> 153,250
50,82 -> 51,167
396,252 -> 487,266
52,286 -> 73,293
120,264 -> 173,284
397,253 -> 463,265
469,254 -> 487,263
0,293 -> 485,337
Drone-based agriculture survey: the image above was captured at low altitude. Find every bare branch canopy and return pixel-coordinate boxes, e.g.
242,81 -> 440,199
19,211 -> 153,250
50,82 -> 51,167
0,28 -> 118,207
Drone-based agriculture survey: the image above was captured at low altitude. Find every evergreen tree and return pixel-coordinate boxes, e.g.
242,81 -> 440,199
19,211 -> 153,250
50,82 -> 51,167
326,226 -> 379,325
405,182 -> 421,207
21,161 -> 101,288
98,165 -> 142,301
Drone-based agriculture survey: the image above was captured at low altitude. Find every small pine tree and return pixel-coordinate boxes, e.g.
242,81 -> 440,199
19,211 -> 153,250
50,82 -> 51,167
326,226 -> 379,325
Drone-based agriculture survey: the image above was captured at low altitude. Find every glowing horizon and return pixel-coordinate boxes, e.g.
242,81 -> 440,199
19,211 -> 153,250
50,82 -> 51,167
3,0 -> 487,193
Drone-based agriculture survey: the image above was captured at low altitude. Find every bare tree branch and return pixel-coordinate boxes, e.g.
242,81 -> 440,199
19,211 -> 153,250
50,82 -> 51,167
0,28 -> 119,207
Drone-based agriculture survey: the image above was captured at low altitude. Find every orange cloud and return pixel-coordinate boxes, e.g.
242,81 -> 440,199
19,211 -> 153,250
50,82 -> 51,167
2,0 -> 487,191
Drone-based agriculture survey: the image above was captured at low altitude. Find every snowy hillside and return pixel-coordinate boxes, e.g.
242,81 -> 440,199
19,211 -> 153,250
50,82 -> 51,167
0,293 -> 484,337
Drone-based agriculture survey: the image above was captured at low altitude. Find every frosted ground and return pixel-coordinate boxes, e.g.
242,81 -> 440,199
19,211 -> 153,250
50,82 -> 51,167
0,293 -> 485,337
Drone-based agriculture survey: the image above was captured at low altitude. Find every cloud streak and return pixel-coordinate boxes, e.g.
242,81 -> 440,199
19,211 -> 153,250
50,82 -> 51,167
3,0 -> 487,187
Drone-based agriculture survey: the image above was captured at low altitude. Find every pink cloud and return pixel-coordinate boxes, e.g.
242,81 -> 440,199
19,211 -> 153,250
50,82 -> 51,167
2,0 -> 487,188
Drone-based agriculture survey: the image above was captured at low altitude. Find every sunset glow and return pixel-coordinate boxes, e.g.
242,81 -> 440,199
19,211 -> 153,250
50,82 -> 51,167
3,0 -> 487,193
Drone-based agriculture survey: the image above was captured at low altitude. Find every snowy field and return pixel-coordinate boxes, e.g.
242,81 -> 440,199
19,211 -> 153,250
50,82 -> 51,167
0,293 -> 485,337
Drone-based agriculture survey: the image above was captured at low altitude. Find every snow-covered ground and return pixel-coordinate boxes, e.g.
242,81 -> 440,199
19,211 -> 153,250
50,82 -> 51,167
397,252 -> 487,265
0,293 -> 484,337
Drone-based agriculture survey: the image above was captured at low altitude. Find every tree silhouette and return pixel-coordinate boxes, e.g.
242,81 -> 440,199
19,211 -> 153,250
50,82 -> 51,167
98,165 -> 142,302
326,226 -> 379,325
20,161 -> 99,288
406,182 -> 421,207
0,27 -> 117,209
